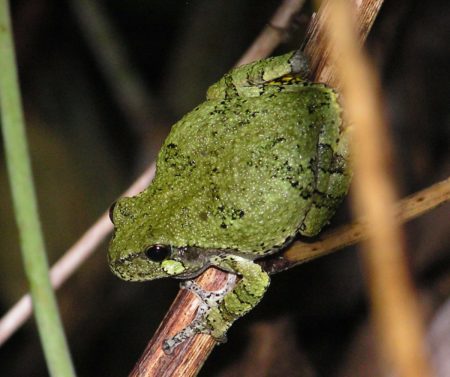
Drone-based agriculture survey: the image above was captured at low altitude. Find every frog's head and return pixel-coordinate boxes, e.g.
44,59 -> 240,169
108,196 -> 209,282
207,50 -> 310,99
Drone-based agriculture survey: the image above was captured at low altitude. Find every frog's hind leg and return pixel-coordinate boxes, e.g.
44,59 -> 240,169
163,255 -> 270,353
299,87 -> 351,237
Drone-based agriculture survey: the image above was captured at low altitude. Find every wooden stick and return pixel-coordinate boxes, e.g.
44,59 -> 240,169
236,0 -> 307,66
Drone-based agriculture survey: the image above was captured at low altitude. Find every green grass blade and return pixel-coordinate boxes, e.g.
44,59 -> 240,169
0,1 -> 76,376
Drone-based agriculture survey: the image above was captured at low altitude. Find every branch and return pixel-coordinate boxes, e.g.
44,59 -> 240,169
260,176 -> 450,274
235,0 -> 307,66
0,164 -> 156,346
69,0 -> 164,134
322,0 -> 432,376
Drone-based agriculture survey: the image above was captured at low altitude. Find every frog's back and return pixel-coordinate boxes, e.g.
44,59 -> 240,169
151,85 -> 348,257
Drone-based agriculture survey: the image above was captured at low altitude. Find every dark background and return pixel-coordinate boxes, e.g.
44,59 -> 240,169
0,1 -> 449,376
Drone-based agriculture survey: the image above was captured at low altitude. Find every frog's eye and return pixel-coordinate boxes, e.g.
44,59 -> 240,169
144,245 -> 170,262
109,201 -> 117,223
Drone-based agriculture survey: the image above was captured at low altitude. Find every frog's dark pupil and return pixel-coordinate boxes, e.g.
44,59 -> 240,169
144,245 -> 170,262
109,201 -> 117,223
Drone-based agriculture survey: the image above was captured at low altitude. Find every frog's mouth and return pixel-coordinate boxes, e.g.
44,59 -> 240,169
167,245 -> 211,279
108,251 -> 172,281
108,245 -> 211,281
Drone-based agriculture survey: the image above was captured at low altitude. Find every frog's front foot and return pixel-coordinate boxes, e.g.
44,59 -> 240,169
163,275 -> 237,354
163,256 -> 270,354
180,275 -> 236,306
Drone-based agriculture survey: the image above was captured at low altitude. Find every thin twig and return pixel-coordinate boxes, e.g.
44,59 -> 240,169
236,0 -> 307,66
0,1 -> 75,376
69,0 -> 164,133
260,176 -> 450,273
0,163 -> 156,346
322,0 -> 432,376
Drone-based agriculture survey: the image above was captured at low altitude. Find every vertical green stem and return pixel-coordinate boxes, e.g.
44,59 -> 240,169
0,1 -> 76,376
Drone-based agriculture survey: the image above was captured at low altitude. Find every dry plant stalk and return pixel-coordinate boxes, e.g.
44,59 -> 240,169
129,0 -> 388,375
305,0 -> 384,85
261,176 -> 450,273
236,0 -> 306,66
322,1 -> 432,377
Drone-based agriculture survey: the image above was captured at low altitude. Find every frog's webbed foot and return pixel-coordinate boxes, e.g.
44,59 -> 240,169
180,275 -> 236,307
163,256 -> 270,354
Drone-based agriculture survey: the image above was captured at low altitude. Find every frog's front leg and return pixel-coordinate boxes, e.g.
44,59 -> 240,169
163,255 -> 270,353
162,276 -> 235,354
207,255 -> 270,338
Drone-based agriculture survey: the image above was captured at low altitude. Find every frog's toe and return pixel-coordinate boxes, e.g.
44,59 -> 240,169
196,319 -> 228,343
162,325 -> 197,354
180,279 -> 211,303
162,310 -> 213,354
210,331 -> 227,344
162,338 -> 177,354
180,279 -> 197,290
180,275 -> 236,306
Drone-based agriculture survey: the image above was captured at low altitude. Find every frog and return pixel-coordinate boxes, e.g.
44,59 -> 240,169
108,50 -> 351,353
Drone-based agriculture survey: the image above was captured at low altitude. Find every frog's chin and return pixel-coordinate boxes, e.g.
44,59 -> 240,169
108,257 -> 170,281
109,257 -> 209,282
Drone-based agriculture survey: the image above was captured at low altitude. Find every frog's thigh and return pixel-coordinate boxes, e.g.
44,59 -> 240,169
207,255 -> 270,339
301,122 -> 351,237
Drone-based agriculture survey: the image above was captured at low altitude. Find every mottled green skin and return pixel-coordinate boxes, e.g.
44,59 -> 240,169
108,51 -> 351,351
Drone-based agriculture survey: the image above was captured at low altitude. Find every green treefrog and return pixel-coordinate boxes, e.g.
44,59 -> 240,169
108,50 -> 351,353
